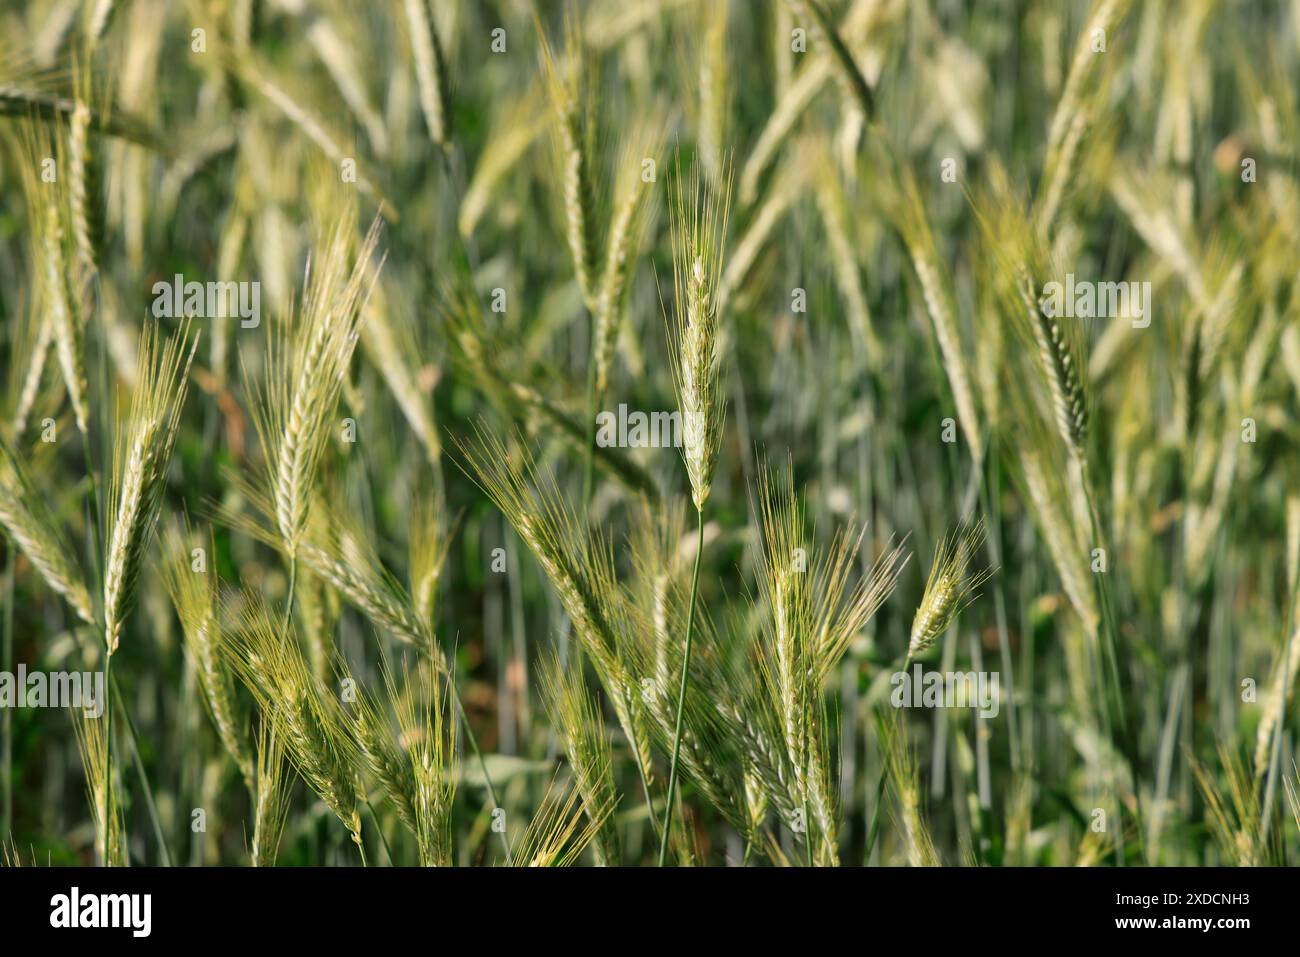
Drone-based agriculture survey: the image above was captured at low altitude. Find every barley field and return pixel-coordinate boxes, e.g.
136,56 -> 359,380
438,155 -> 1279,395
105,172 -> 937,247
0,0 -> 1297,869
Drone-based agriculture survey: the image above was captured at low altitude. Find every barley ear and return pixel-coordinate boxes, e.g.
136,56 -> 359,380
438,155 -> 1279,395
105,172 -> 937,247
0,436 -> 96,626
667,162 -> 732,512
103,323 -> 198,655
906,522 -> 992,665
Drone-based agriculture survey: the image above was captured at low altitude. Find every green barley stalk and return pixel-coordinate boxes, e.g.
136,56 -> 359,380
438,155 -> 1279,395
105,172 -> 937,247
658,161 -> 731,865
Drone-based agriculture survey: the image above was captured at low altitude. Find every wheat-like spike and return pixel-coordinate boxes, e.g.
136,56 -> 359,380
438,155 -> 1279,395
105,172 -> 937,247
813,147 -> 882,366
440,281 -> 661,500
409,488 -> 454,629
231,53 -> 391,211
1020,450 -> 1100,636
67,98 -> 97,291
12,310 -> 55,437
1255,626 -> 1300,779
73,709 -> 127,866
737,0 -> 878,203
341,664 -> 418,831
1036,0 -> 1134,231
250,722 -> 292,867
457,427 -> 621,670
510,777 -> 609,868
540,19 -> 601,311
394,661 -> 456,866
300,540 -> 433,652
303,9 -> 389,158
719,152 -> 806,318
594,126 -> 661,397
697,0 -> 729,186
754,467 -> 812,811
788,0 -> 875,119
0,436 -> 95,626
255,215 -> 381,560
879,713 -> 940,867
103,323 -> 198,655
86,0 -> 118,44
541,654 -> 621,866
906,523 -> 991,664
739,55 -> 832,205
456,426 -> 658,796
1046,0 -> 1132,155
222,471 -> 436,656
1191,747 -> 1260,867
458,92 -> 548,237
1018,268 -> 1089,461
668,163 -> 732,511
161,523 -> 254,789
362,287 -> 442,467
42,201 -> 90,435
894,166 -> 983,466
752,461 -> 907,863
294,526 -> 335,686
222,593 -> 364,850
404,0 -> 452,152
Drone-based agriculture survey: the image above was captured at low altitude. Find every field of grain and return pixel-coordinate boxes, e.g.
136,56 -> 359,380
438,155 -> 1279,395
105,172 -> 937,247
0,0 -> 1298,867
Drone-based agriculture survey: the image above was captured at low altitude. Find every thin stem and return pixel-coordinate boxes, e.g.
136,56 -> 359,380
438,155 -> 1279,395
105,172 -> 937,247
111,673 -> 173,866
1076,455 -> 1142,863
103,647 -> 113,864
284,556 -> 298,632
863,758 -> 889,863
582,308 -> 598,521
658,505 -> 704,866
365,797 -> 395,865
